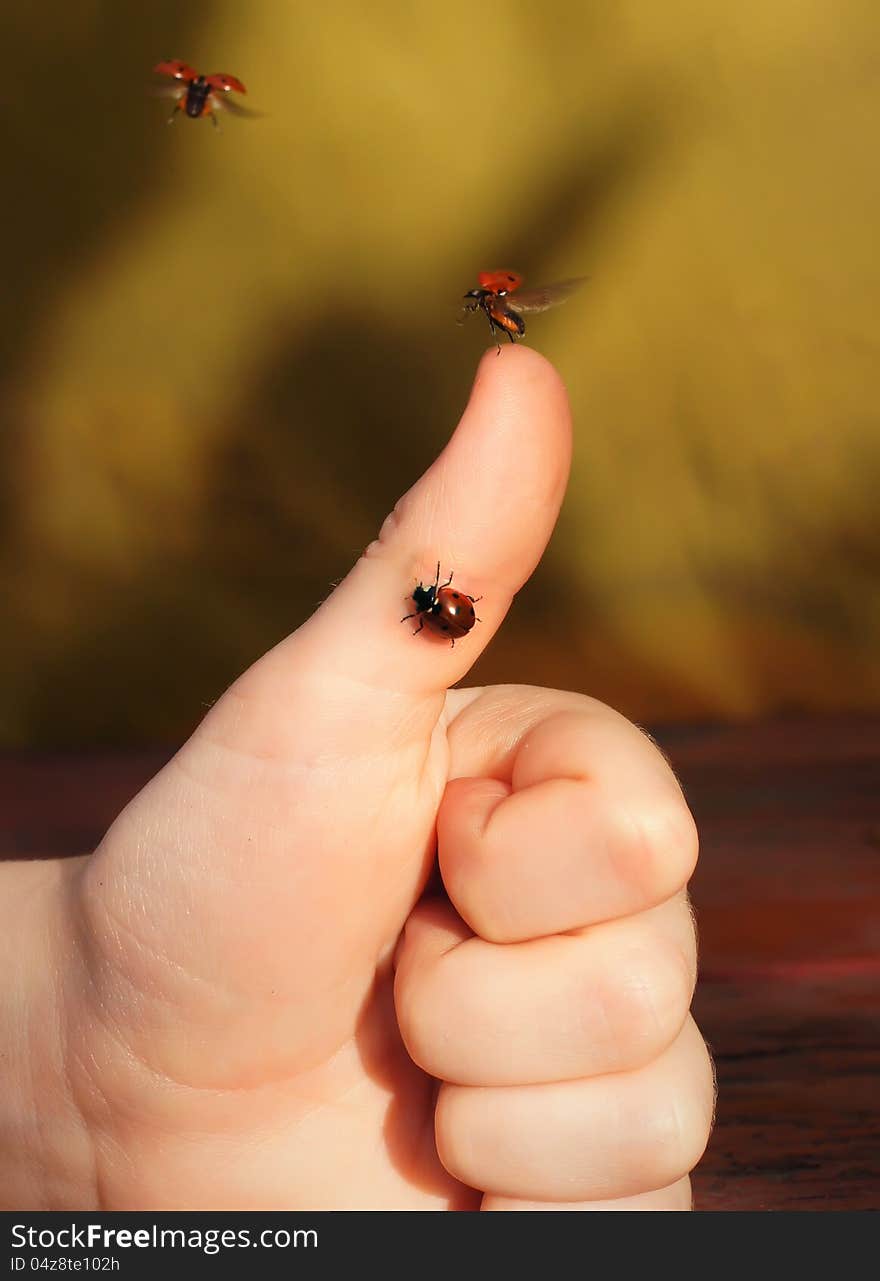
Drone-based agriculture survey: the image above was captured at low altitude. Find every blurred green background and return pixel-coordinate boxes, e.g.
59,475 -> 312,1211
2,1 -> 879,747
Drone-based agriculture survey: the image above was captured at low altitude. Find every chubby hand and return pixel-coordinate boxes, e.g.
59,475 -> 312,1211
2,347 -> 713,1210
396,684 -> 710,1210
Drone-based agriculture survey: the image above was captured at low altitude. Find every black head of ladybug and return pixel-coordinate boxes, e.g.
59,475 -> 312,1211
411,581 -> 439,614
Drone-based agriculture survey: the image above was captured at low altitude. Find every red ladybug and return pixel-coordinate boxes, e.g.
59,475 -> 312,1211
153,60 -> 248,127
461,270 -> 586,351
401,564 -> 481,646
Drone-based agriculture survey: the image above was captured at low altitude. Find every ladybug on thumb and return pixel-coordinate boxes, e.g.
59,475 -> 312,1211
401,564 -> 481,646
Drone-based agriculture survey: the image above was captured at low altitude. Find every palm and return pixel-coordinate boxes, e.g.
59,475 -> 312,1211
63,658 -> 480,1206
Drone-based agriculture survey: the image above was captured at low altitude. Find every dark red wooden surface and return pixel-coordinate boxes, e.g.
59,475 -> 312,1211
663,717 -> 880,1211
1,715 -> 878,1210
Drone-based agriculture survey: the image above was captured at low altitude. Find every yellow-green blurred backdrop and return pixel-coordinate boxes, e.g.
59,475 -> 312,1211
2,1 -> 879,746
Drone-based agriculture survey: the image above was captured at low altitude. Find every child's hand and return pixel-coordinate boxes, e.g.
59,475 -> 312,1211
396,682 -> 708,1210
2,348 -> 712,1210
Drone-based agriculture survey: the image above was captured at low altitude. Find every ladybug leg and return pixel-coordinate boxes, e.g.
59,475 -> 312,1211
439,569 -> 454,591
411,618 -> 425,636
478,300 -> 502,355
167,97 -> 183,124
464,594 -> 482,622
432,562 -> 442,592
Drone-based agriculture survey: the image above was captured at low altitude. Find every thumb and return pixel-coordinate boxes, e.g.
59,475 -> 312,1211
225,343 -> 572,720
75,345 -> 572,1086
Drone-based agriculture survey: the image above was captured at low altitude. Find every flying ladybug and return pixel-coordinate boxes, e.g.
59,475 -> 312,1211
461,271 -> 586,351
153,60 -> 250,127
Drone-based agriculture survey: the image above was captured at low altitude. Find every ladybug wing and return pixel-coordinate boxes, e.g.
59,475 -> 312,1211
505,277 -> 587,315
153,59 -> 199,81
209,93 -> 265,119
205,73 -> 247,94
478,269 -> 523,294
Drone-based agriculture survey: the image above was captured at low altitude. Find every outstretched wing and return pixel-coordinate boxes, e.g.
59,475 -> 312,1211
211,94 -> 265,119
505,277 -> 587,315
205,73 -> 247,94
154,59 -> 199,82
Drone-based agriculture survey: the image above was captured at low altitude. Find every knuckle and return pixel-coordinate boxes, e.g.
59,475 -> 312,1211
629,1025 -> 716,1189
615,795 -> 700,906
600,939 -> 694,1064
662,1037 -> 716,1183
619,942 -> 696,1060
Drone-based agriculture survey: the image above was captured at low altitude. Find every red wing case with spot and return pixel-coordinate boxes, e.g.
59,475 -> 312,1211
478,270 -> 523,294
205,73 -> 247,94
153,59 -> 199,81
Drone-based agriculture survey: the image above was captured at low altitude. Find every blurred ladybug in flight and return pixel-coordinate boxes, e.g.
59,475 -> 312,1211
402,564 -> 481,646
461,270 -> 586,351
153,60 -> 248,127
